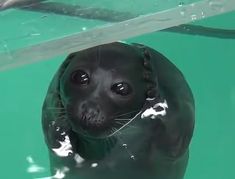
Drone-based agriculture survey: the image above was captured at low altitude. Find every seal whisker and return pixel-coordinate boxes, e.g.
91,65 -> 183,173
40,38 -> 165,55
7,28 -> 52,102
111,127 -> 117,133
56,115 -> 67,120
51,112 -> 67,116
109,127 -> 119,136
114,119 -> 131,121
115,121 -> 138,129
113,110 -> 139,118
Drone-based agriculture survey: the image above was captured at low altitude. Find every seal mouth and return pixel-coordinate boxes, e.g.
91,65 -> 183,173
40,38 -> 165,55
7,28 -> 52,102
70,114 -> 139,139
79,112 -> 107,129
68,114 -> 114,139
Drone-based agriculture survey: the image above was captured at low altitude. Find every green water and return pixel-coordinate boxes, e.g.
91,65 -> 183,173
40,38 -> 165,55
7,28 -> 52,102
0,3 -> 235,179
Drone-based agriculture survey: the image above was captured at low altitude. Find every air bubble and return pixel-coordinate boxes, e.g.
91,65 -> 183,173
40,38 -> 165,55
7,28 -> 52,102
191,14 -> 197,21
201,11 -> 206,18
122,144 -> 127,148
131,155 -> 135,160
91,163 -> 98,168
180,10 -> 185,16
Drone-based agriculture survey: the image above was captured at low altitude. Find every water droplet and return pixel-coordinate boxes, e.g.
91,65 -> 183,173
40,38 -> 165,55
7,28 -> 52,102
180,10 -> 185,16
201,11 -> 206,18
26,156 -> 34,164
191,14 -> 197,21
178,1 -> 186,16
130,155 -> 135,160
91,163 -> 98,168
29,33 -> 41,36
122,143 -> 127,148
178,2 -> 185,7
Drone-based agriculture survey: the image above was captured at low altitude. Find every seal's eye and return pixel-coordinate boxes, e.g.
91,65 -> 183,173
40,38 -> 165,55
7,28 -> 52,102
71,70 -> 90,85
111,82 -> 132,96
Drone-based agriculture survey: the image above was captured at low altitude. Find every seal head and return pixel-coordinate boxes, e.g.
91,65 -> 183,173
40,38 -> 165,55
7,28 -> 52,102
59,43 -> 156,138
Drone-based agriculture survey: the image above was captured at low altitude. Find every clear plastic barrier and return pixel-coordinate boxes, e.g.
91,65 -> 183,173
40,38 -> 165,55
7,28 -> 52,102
0,0 -> 235,71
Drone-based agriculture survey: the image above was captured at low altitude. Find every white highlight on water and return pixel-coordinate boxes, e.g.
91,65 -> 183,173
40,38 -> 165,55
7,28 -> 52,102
82,27 -> 87,31
27,165 -> 45,173
52,135 -> 73,157
36,167 -> 69,179
91,163 -> 98,168
26,156 -> 45,173
141,100 -> 168,119
74,153 -> 85,168
122,143 -> 127,148
130,155 -> 135,160
53,167 -> 69,179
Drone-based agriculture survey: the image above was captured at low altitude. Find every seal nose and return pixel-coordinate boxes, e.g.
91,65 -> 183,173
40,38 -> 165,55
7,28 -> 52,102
78,101 -> 105,129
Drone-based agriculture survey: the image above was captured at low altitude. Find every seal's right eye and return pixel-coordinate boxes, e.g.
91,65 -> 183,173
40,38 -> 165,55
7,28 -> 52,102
71,70 -> 90,85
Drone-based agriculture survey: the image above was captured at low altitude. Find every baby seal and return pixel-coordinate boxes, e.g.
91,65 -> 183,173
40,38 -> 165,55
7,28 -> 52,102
42,42 -> 195,179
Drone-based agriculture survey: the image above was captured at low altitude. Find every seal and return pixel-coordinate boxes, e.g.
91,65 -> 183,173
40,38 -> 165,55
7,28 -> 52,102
42,42 -> 195,179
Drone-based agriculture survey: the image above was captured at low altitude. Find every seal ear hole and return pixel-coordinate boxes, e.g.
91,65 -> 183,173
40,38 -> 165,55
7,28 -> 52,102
111,82 -> 132,96
71,70 -> 90,86
143,49 -> 151,60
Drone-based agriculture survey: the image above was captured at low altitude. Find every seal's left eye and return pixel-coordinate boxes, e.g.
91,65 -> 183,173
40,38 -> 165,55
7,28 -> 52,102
71,70 -> 90,85
111,82 -> 132,96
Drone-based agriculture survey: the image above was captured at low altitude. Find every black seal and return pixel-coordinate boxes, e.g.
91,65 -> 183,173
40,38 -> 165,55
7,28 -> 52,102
42,42 -> 195,179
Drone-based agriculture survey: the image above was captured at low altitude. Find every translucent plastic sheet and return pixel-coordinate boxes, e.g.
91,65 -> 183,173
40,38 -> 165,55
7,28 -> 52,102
0,0 -> 235,71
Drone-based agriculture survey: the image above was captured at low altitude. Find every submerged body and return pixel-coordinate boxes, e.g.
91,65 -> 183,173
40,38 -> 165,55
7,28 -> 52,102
42,42 -> 195,179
